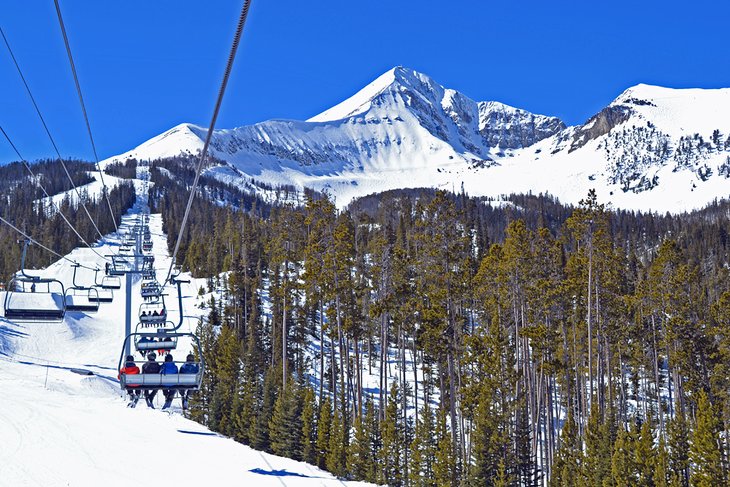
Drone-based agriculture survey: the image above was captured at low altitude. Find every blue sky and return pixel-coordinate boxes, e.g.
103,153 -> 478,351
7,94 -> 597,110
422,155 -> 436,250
1,0 -> 728,163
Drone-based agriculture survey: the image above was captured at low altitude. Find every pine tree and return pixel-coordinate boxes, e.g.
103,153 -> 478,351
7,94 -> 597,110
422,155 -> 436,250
269,379 -> 302,459
433,406 -> 456,487
251,367 -> 279,452
655,435 -> 670,487
349,408 -> 373,481
326,405 -> 347,478
667,409 -> 690,487
689,391 -> 725,486
316,395 -> 332,470
410,402 -> 437,487
300,386 -> 317,465
635,417 -> 656,487
611,425 -> 636,487
380,382 -> 403,486
551,410 -> 582,487
585,403 -> 612,486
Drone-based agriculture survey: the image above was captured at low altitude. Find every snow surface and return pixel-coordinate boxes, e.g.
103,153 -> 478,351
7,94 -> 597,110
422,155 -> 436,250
0,169 -> 374,487
612,83 -> 730,137
101,67 -> 730,213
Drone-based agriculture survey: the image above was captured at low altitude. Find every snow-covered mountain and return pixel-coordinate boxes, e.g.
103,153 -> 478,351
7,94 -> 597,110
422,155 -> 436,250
104,67 -> 730,213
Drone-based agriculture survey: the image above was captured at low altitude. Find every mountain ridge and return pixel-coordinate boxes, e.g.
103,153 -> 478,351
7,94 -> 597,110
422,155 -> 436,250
103,67 -> 730,213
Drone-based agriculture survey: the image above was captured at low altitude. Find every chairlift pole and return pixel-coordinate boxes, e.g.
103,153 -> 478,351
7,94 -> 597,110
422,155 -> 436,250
124,271 -> 132,357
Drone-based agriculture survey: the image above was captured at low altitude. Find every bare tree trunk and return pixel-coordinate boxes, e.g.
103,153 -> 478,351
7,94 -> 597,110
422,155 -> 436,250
282,281 -> 287,390
319,298 -> 324,404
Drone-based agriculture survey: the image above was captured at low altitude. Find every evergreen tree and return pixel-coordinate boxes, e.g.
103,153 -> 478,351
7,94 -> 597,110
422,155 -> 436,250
655,435 -> 670,487
433,406 -> 456,487
326,405 -> 347,478
316,395 -> 332,470
380,383 -> 403,486
667,409 -> 690,487
551,410 -> 582,487
300,386 -> 317,465
635,417 -> 656,487
585,403 -> 612,486
410,402 -> 437,487
611,425 -> 636,487
689,391 -> 725,486
349,407 -> 373,481
269,379 -> 302,459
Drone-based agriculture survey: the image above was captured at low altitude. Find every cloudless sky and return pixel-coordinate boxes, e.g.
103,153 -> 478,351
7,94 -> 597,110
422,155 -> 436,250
1,0 -> 728,163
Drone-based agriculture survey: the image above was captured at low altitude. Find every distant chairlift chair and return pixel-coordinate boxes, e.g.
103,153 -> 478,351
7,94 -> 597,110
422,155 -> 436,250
64,264 -> 100,312
3,240 -> 66,321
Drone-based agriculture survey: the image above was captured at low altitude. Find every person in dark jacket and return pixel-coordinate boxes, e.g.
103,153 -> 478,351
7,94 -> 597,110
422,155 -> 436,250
118,355 -> 141,402
160,354 -> 179,409
179,353 -> 199,410
141,352 -> 161,408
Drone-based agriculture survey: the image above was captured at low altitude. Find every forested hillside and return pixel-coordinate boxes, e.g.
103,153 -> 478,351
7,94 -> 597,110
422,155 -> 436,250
0,159 -> 136,280
151,153 -> 730,486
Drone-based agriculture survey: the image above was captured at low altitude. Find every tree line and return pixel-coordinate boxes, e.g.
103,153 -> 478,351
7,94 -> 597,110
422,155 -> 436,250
0,159 -> 136,281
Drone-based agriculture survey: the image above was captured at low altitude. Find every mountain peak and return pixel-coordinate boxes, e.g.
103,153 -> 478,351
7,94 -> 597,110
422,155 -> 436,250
308,66 -> 437,123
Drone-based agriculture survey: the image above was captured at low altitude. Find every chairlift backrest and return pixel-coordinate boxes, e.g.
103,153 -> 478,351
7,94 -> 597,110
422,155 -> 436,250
4,275 -> 66,321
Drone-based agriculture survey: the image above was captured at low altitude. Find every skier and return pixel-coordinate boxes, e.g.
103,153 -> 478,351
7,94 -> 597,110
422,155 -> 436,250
160,354 -> 178,410
179,353 -> 199,410
118,355 -> 141,407
141,352 -> 161,408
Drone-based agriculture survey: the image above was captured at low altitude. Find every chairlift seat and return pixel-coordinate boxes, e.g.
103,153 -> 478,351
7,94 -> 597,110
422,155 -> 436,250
4,292 -> 65,320
101,276 -> 122,289
121,370 -> 201,389
64,288 -> 100,312
89,287 -> 113,303
139,313 -> 167,324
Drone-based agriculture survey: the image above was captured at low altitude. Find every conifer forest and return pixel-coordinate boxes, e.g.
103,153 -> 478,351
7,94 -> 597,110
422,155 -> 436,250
147,157 -> 730,486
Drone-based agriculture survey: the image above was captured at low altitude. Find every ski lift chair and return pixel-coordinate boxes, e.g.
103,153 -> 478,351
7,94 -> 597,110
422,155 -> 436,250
133,322 -> 178,353
63,264 -> 100,312
140,281 -> 161,299
4,275 -> 66,321
64,287 -> 100,312
92,269 -> 116,301
138,299 -> 167,325
119,332 -> 204,390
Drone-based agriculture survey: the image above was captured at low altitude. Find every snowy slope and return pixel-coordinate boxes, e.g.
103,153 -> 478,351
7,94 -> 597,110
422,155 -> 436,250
0,171 -> 373,487
102,67 -> 730,213
38,171 -> 126,209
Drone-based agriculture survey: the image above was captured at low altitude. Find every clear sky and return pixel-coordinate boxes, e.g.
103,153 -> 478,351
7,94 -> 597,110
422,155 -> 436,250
1,0 -> 728,163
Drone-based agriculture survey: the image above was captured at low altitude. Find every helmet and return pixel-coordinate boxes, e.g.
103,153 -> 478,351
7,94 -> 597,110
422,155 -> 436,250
147,352 -> 156,360
186,354 -> 194,362
125,355 -> 135,362
165,354 -> 173,362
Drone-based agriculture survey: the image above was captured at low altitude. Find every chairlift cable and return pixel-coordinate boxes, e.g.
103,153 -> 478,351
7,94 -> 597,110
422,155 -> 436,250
0,125 -> 111,264
164,0 -> 252,285
52,0 -> 119,234
0,24 -> 106,242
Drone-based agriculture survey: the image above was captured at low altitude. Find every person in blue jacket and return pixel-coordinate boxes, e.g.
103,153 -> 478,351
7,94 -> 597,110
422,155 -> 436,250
179,353 -> 199,410
160,353 -> 179,410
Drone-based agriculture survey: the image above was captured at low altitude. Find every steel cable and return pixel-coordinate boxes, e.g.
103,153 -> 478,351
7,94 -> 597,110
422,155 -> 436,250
0,125 -> 110,263
164,0 -> 252,285
0,24 -> 106,242
52,0 -> 119,234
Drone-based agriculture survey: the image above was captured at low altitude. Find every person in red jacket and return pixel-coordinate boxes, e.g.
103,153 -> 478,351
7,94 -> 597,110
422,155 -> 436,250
118,355 -> 141,403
